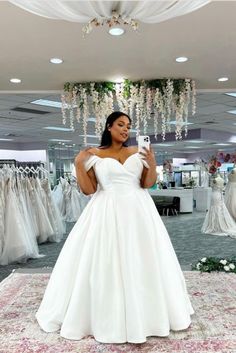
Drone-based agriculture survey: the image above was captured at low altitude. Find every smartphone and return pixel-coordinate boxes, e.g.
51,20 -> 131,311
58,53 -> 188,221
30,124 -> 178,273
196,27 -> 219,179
138,135 -> 150,153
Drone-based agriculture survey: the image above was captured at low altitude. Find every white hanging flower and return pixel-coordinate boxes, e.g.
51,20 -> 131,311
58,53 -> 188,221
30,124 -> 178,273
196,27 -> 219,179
184,79 -> 191,137
116,82 -> 126,111
201,257 -> 207,263
153,89 -> 161,140
81,87 -> 89,145
139,85 -> 147,134
61,94 -> 67,125
191,79 -> 196,116
229,263 -> 235,270
128,84 -> 138,122
224,265 -> 230,272
220,259 -> 227,265
69,109 -> 74,131
153,112 -> 159,140
175,91 -> 185,140
164,79 -> 174,132
196,263 -> 201,270
146,87 -> 152,117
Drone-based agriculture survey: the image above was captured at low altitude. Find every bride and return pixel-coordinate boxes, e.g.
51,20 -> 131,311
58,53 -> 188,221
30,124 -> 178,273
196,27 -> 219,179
36,111 -> 194,344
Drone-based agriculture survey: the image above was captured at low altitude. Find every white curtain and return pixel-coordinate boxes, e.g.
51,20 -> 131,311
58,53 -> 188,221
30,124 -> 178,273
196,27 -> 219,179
9,0 -> 211,24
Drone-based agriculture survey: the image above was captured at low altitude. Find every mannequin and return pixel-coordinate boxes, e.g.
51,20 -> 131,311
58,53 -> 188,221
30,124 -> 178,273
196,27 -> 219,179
225,165 -> 236,221
201,172 -> 236,238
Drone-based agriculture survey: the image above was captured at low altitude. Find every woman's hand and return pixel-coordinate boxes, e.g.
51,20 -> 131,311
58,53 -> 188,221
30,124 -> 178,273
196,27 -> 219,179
75,147 -> 94,166
139,146 -> 156,168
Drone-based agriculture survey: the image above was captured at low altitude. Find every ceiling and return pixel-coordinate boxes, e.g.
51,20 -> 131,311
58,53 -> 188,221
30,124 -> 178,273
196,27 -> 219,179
0,0 -> 236,157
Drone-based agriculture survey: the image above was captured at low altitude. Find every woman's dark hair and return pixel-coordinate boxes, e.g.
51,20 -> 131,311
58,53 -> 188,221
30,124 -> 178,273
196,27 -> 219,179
99,111 -> 132,148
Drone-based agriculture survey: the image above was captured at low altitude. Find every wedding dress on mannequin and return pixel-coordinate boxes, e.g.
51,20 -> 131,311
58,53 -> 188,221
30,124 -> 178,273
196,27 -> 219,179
36,153 -> 194,344
225,167 -> 236,221
201,174 -> 236,238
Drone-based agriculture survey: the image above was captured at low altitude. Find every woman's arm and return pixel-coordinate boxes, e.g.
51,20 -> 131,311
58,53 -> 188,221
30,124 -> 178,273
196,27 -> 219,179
140,147 -> 157,188
74,149 -> 98,195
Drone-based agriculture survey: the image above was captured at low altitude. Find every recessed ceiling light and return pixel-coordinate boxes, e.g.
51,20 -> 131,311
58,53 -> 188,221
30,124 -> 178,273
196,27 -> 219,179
50,58 -> 63,64
225,92 -> 236,98
214,143 -> 231,146
175,57 -> 188,63
229,136 -> 236,143
10,78 -> 21,83
153,143 -> 174,147
49,139 -> 72,142
168,121 -> 193,125
109,27 -> 125,36
79,134 -> 99,139
227,110 -> 236,115
188,140 -> 205,143
218,77 -> 229,82
31,99 -> 62,108
44,126 -> 73,132
185,146 -> 201,149
0,138 -> 13,141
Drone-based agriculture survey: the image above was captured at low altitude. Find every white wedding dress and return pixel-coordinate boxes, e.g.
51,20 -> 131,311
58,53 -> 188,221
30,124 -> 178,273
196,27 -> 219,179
36,153 -> 194,344
201,176 -> 236,238
225,170 -> 236,221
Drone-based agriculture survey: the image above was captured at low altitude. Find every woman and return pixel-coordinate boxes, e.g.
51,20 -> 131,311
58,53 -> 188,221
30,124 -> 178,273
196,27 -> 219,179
36,111 -> 194,344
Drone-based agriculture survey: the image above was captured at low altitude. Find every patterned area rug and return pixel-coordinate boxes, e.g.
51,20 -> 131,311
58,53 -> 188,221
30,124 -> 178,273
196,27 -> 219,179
0,271 -> 235,353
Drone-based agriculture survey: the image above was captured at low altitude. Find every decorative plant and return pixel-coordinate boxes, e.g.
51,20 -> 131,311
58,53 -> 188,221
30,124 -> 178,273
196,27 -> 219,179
185,177 -> 196,188
192,257 -> 236,273
62,78 -> 196,145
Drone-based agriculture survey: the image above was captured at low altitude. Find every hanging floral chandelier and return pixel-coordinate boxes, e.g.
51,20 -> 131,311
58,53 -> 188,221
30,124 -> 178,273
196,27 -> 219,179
82,10 -> 138,36
61,78 -> 196,145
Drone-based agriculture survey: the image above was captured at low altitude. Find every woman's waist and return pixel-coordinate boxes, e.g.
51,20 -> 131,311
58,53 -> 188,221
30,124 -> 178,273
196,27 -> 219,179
98,181 -> 142,194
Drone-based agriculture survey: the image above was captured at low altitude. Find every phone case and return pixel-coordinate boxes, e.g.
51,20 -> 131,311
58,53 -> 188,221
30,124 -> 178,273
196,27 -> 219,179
138,135 -> 150,152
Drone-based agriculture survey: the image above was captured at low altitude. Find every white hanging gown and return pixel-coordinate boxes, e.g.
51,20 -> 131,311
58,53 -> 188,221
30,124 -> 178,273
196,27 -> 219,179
40,178 -> 65,242
201,178 -> 236,238
225,172 -> 236,221
0,177 -> 43,265
36,153 -> 194,344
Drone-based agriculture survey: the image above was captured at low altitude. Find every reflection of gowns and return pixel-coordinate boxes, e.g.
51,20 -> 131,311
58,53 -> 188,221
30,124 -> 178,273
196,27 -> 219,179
36,153 -> 194,344
53,176 -> 91,222
201,170 -> 209,187
0,178 -> 42,265
0,179 -> 5,257
40,179 -> 65,242
225,171 -> 236,221
52,182 -> 64,216
30,178 -> 54,244
202,178 -> 236,238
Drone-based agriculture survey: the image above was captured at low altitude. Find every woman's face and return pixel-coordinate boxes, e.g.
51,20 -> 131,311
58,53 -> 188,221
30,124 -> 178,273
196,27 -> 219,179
109,116 -> 131,143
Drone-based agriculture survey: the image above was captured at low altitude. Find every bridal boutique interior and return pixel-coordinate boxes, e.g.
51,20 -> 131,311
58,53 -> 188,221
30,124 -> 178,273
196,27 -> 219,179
0,1 -> 236,352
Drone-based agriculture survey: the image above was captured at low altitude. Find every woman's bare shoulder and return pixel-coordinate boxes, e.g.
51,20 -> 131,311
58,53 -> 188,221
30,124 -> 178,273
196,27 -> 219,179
88,147 -> 99,153
88,147 -> 105,157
